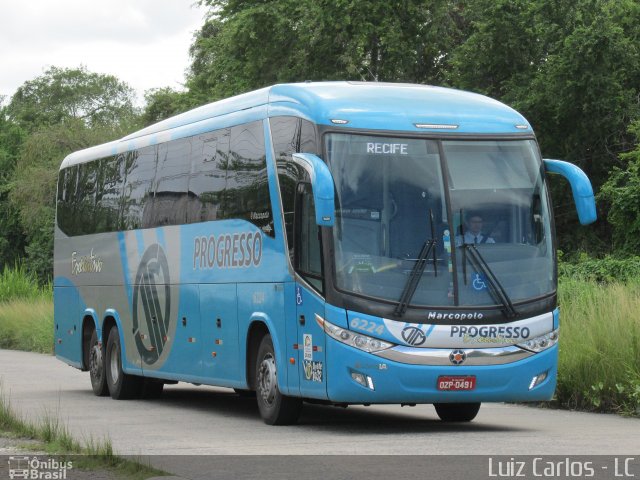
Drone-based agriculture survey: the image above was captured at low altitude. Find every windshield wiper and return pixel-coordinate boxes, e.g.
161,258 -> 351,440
462,244 -> 518,319
394,210 -> 438,317
394,238 -> 435,317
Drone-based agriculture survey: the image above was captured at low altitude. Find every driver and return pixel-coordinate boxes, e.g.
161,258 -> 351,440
456,214 -> 495,246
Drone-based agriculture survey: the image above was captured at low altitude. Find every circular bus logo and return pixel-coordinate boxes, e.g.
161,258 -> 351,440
401,326 -> 426,346
132,244 -> 171,365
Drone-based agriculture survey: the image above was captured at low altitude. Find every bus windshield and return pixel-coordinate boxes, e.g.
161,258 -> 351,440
325,134 -> 554,309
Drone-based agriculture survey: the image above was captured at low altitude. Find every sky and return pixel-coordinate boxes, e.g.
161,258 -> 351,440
0,1 -> 205,104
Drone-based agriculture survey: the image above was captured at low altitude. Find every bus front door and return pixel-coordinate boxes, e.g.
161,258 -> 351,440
295,283 -> 328,399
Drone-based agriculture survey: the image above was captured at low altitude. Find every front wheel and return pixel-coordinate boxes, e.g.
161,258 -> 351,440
105,327 -> 142,399
433,402 -> 481,422
89,330 -> 109,396
255,334 -> 302,425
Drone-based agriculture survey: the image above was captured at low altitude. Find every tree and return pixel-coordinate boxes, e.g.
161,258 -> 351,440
5,67 -> 141,281
598,121 -> 640,254
188,0 -> 468,99
142,87 -> 195,125
0,100 -> 27,269
7,66 -> 139,132
10,120 -> 131,281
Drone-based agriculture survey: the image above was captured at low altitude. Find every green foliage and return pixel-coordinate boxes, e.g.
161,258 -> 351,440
556,278 -> 640,416
559,253 -> 640,283
9,120 -> 129,281
0,266 -> 52,353
0,264 -> 50,302
189,0 -> 467,98
142,87 -> 195,125
599,121 -> 640,254
6,66 -> 139,131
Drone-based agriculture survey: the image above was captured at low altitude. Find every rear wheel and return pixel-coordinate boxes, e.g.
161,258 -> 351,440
105,327 -> 142,399
88,330 -> 109,396
433,402 -> 481,422
255,334 -> 302,425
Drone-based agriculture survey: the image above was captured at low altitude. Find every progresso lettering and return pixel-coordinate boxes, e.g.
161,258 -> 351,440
366,143 -> 408,155
193,231 -> 262,270
450,325 -> 531,340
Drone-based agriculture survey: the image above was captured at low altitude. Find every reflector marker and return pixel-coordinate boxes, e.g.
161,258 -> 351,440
414,123 -> 459,130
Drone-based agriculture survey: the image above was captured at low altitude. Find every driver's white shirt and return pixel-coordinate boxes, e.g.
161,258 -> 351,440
456,232 -> 495,245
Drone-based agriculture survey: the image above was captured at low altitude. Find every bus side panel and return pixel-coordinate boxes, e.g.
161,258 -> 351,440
200,283 -> 240,384
237,283 -> 288,393
148,284 -> 202,378
53,281 -> 82,368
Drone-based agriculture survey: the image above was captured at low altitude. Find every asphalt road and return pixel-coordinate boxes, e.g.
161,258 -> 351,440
1,349 -> 638,479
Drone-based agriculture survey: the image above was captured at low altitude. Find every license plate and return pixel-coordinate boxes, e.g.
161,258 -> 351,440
437,375 -> 476,391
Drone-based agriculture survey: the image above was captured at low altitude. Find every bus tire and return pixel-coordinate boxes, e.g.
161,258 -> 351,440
88,329 -> 109,396
433,402 -> 481,422
105,327 -> 142,400
255,334 -> 302,425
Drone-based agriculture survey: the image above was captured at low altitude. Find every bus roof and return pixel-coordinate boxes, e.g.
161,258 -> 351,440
60,82 -> 532,169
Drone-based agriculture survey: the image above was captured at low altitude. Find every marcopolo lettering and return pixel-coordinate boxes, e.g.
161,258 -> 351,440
450,325 -> 531,339
366,142 -> 408,155
193,231 -> 263,270
427,311 -> 483,321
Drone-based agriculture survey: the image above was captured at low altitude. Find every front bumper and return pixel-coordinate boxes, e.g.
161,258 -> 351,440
325,336 -> 557,404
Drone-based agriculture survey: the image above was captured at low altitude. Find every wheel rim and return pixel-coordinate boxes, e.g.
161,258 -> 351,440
109,342 -> 120,385
258,352 -> 277,407
90,343 -> 102,380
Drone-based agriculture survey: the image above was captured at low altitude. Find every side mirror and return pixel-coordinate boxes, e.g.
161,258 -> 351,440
291,153 -> 335,226
544,159 -> 597,225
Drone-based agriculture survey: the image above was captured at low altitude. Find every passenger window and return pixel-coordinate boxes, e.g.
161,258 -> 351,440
56,166 -> 77,235
74,161 -> 98,235
270,116 -> 319,251
187,129 -> 229,223
122,146 -> 158,230
226,121 -> 274,236
150,138 -> 191,227
95,155 -> 125,233
294,182 -> 323,293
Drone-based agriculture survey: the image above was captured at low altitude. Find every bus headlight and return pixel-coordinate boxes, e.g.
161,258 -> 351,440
518,329 -> 559,353
315,315 -> 394,353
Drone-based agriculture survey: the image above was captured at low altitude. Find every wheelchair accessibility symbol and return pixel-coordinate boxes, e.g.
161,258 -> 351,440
296,286 -> 303,305
472,272 -> 487,291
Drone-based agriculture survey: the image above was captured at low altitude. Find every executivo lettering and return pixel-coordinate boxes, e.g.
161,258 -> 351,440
71,250 -> 103,275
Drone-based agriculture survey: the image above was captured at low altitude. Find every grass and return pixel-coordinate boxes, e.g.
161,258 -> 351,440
0,297 -> 53,353
555,278 -> 640,416
0,264 -> 54,353
0,386 -> 166,479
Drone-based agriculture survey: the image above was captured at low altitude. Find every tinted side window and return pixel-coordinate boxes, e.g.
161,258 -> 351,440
295,182 -> 323,293
122,146 -> 157,230
56,166 -> 78,235
73,161 -> 99,235
270,116 -> 318,251
225,121 -> 274,236
95,155 -> 125,233
146,139 -> 191,227
187,129 -> 229,223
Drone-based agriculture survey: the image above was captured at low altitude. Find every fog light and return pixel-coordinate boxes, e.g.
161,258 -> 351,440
351,371 -> 375,390
529,371 -> 548,390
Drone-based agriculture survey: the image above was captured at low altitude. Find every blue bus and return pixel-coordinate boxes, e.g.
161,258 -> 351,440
54,82 -> 596,424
